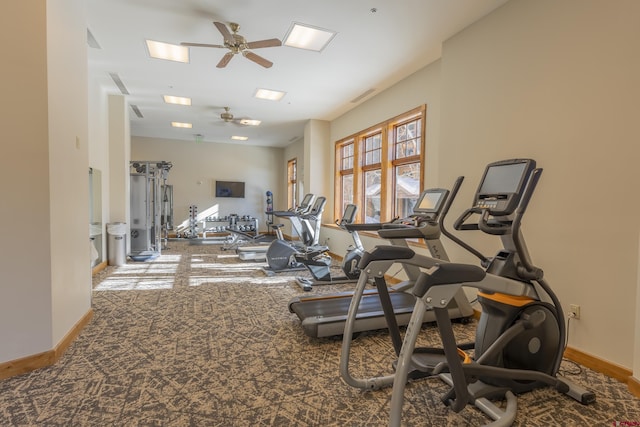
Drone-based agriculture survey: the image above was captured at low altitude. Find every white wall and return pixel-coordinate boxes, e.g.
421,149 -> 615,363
438,0 -> 640,368
132,136 -> 283,233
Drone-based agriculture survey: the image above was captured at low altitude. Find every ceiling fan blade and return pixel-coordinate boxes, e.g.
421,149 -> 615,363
217,52 -> 234,68
181,42 -> 225,49
243,51 -> 273,68
246,38 -> 282,49
214,21 -> 234,43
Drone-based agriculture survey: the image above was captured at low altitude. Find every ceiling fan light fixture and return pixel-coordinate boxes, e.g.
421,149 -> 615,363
239,119 -> 261,126
231,136 -> 248,141
283,23 -> 336,52
163,95 -> 192,106
254,88 -> 286,101
171,121 -> 192,128
146,40 -> 189,63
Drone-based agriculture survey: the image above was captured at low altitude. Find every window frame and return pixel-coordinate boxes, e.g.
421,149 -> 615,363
287,158 -> 298,209
334,105 -> 426,223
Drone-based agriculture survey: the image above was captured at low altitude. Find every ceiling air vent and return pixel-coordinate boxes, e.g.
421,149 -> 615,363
130,105 -> 144,118
87,28 -> 101,49
109,73 -> 130,95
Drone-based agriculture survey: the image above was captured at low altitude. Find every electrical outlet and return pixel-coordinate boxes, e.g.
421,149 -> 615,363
569,304 -> 580,320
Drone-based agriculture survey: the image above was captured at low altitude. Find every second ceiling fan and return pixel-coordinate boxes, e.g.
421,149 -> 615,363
182,21 -> 281,68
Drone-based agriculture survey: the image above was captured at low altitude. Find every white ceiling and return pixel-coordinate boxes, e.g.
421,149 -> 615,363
87,0 -> 509,148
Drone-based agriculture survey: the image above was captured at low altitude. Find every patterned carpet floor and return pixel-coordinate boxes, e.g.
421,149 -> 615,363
0,240 -> 639,426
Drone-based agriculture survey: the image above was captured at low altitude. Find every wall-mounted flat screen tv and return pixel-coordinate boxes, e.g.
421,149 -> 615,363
215,180 -> 245,198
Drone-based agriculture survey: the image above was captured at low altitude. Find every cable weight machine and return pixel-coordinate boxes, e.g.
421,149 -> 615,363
130,161 -> 173,258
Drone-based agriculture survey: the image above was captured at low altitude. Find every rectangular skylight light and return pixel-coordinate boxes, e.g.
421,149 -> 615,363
283,23 -> 336,52
171,122 -> 192,128
163,95 -> 192,106
146,40 -> 189,63
239,119 -> 261,126
254,88 -> 286,101
231,136 -> 248,141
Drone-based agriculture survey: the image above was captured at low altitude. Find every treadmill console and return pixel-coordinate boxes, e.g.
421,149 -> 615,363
474,159 -> 536,216
378,188 -> 449,240
413,188 -> 449,218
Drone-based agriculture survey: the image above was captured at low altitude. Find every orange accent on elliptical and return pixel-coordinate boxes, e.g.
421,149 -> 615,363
477,291 -> 535,307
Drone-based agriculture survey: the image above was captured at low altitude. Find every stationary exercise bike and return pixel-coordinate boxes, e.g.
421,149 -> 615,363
237,193 -> 315,262
294,204 -> 364,291
386,159 -> 595,426
265,195 -> 326,272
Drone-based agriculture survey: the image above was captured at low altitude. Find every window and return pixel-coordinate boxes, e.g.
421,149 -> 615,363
334,106 -> 425,223
337,141 -> 354,211
363,132 -> 382,223
393,115 -> 422,219
287,158 -> 297,209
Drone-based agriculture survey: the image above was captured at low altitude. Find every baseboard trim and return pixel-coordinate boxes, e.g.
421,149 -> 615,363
92,261 -> 107,276
628,376 -> 640,397
564,346 -> 640,398
0,309 -> 93,380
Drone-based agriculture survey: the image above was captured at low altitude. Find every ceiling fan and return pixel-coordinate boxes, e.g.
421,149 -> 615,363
218,107 -> 260,126
181,22 -> 281,68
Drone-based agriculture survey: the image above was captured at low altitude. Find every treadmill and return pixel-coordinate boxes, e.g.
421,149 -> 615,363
288,188 -> 475,338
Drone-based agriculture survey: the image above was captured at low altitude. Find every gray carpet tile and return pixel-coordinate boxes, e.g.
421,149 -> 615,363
0,240 -> 638,426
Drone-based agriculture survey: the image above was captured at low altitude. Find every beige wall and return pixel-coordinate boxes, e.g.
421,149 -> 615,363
47,0 -> 91,345
283,139 -> 305,208
0,2 -> 53,360
322,60 -> 445,272
438,0 -> 640,368
323,0 -> 640,372
132,136 -> 283,233
0,0 -> 90,362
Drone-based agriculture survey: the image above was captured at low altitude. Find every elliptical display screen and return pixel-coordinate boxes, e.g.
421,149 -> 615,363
475,159 -> 535,215
413,189 -> 448,214
479,162 -> 527,195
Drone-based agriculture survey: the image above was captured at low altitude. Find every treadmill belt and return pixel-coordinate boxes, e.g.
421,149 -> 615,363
290,292 -> 415,319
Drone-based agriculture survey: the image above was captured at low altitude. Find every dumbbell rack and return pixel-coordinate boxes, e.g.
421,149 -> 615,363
201,214 -> 259,239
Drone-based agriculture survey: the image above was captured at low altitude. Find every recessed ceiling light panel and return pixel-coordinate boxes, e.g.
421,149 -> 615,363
163,95 -> 192,106
146,40 -> 189,63
171,122 -> 192,128
231,136 -> 248,141
283,22 -> 336,52
254,88 -> 286,101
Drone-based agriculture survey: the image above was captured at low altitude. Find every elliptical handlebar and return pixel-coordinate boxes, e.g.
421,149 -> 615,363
512,167 -> 544,280
439,176 -> 492,267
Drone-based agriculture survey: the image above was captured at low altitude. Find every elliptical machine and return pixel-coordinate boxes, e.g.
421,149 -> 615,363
387,159 -> 595,426
294,204 -> 364,291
